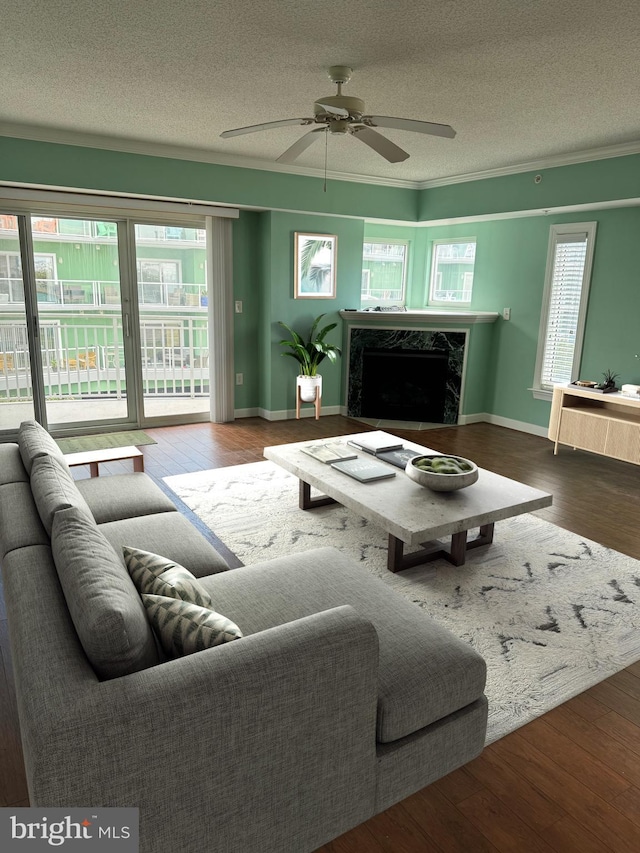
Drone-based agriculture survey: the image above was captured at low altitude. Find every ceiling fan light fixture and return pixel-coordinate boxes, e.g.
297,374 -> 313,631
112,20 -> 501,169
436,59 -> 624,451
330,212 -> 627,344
314,95 -> 364,120
219,66 -> 456,163
328,120 -> 350,135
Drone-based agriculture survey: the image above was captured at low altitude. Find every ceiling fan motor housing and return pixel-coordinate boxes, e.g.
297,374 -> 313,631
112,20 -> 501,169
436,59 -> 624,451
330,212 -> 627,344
314,95 -> 365,121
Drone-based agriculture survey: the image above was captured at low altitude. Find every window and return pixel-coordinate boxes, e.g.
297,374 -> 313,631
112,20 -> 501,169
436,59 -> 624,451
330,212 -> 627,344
429,239 -> 476,304
533,223 -> 597,394
0,252 -> 56,303
136,259 -> 181,304
361,241 -> 408,306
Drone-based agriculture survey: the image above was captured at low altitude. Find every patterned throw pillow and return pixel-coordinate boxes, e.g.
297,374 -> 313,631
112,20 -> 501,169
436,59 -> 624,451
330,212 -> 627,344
142,594 -> 243,657
123,546 -> 213,607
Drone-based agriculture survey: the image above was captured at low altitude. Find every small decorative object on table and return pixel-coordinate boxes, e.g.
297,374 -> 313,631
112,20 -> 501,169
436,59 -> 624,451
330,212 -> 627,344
571,370 -> 620,394
597,369 -> 619,391
406,455 -> 479,492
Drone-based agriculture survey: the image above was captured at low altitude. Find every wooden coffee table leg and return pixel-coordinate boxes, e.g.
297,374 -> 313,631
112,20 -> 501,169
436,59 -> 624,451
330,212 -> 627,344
467,523 -> 495,550
388,523 -> 496,572
447,523 -> 495,566
449,531 -> 468,566
387,535 -> 447,573
299,480 -> 338,511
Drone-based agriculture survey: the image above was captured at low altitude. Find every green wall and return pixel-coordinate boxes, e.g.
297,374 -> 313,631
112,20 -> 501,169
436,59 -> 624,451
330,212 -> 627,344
259,211 -> 364,413
363,206 -> 640,428
232,211 -> 261,411
0,136 -> 418,222
419,154 -> 640,221
4,133 -> 640,429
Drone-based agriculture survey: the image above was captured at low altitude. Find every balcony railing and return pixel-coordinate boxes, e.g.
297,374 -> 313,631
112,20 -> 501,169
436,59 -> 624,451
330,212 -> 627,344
0,278 -> 207,309
0,215 -> 205,245
0,316 -> 209,400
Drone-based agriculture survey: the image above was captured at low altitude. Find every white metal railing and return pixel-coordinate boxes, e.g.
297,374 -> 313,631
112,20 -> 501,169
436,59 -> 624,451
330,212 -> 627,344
0,215 -> 206,244
0,278 -> 207,309
0,316 -> 209,400
363,244 -> 407,260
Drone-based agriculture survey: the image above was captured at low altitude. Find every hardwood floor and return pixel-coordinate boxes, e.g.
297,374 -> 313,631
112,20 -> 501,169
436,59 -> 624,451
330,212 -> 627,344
2,416 -> 640,851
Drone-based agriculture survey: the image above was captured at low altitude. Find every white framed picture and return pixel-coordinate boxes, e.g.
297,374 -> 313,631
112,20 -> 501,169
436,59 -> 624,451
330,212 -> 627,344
294,232 -> 337,298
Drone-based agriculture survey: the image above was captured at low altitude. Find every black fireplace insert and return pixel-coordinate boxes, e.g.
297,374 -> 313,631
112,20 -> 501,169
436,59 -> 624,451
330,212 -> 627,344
361,348 -> 448,422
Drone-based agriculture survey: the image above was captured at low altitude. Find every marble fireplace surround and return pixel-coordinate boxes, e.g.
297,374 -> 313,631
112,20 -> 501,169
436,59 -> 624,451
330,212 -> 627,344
340,309 -> 498,426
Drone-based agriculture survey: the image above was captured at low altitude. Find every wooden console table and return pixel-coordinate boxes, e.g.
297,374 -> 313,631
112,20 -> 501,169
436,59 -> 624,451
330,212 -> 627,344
64,445 -> 144,477
549,385 -> 640,464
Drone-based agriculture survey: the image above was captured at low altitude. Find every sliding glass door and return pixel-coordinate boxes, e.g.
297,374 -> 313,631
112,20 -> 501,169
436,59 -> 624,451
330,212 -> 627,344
30,215 -> 133,428
0,206 -> 216,437
133,222 -> 210,420
0,214 -> 37,431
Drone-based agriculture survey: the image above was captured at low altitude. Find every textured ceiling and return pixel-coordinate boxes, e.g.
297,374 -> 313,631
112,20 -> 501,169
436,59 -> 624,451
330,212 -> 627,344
1,0 -> 640,185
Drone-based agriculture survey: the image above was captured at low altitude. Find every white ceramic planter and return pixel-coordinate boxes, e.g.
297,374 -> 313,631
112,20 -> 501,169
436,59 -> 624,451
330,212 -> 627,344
297,374 -> 322,403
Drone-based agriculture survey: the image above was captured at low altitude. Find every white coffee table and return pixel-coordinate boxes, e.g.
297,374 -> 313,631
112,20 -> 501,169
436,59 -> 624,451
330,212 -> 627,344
264,432 -> 552,572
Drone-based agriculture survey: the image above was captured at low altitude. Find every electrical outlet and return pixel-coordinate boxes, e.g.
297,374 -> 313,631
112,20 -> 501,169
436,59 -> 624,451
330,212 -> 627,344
234,300 -> 243,313
503,307 -> 511,320
235,373 -> 243,385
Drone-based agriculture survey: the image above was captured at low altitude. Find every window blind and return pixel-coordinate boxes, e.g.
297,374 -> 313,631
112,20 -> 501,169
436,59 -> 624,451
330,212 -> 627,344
540,232 -> 589,387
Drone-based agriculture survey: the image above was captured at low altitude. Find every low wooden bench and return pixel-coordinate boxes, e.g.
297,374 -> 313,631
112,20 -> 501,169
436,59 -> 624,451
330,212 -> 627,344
64,445 -> 144,477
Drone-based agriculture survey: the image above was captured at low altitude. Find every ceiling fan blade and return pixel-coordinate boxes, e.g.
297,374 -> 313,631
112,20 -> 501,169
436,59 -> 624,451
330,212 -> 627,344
276,128 -> 326,164
220,118 -> 314,138
349,126 -> 409,163
364,115 -> 456,139
316,102 -> 350,117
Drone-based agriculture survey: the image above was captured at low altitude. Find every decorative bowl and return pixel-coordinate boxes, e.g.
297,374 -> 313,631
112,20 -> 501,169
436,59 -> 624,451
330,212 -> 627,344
405,454 -> 479,492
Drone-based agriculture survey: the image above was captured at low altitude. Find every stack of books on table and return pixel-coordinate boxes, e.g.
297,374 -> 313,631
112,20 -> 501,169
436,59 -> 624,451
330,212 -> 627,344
347,431 -> 422,470
299,433 -> 423,482
299,441 -> 358,464
330,457 -> 397,483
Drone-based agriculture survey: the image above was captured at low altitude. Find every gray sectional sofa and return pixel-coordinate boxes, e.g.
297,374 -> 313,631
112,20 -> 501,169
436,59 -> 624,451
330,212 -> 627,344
0,420 -> 488,853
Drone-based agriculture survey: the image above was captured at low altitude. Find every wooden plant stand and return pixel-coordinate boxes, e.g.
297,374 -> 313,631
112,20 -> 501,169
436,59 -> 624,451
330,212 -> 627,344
295,375 -> 322,420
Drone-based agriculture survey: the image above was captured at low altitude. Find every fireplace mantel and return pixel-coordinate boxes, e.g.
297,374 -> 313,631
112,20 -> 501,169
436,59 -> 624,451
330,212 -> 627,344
340,309 -> 498,325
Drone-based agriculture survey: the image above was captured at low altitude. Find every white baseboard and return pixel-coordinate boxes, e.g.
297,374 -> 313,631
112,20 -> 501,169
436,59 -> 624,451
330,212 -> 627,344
237,406 -> 548,437
457,412 -> 486,425
258,405 -> 343,422
480,412 -> 549,438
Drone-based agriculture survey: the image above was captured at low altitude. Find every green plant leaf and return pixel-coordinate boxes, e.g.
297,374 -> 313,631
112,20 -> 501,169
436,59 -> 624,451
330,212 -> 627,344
277,313 -> 341,376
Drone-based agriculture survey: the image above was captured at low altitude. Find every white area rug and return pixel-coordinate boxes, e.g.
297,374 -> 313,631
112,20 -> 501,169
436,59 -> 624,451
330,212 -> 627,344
165,461 -> 640,744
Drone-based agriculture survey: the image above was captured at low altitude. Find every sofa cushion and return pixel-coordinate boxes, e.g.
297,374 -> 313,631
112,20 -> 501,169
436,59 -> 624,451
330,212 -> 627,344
76,473 -> 177,523
0,443 -> 29,486
18,419 -> 66,475
30,454 -> 94,536
124,546 -> 213,607
198,547 -> 487,743
142,594 -> 242,657
99,512 -> 230,576
51,506 -> 159,680
0,481 -> 49,558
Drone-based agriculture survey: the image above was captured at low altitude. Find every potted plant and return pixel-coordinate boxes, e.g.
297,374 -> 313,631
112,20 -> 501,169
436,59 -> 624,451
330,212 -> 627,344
278,314 -> 341,402
597,369 -> 619,391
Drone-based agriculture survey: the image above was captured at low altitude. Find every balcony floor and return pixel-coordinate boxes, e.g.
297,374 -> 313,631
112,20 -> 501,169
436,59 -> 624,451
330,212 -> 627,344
0,396 -> 210,432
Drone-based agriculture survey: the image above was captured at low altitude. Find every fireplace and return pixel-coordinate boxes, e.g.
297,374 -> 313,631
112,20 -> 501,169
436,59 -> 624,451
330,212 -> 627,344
361,348 -> 448,422
347,328 -> 466,424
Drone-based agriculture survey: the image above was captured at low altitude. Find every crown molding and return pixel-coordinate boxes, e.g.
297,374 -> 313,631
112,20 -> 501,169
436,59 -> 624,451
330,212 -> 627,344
417,140 -> 640,189
0,122 -> 418,190
3,121 -> 640,200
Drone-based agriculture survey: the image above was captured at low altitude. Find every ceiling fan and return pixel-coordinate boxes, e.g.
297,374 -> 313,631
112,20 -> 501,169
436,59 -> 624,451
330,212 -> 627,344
220,66 -> 456,164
